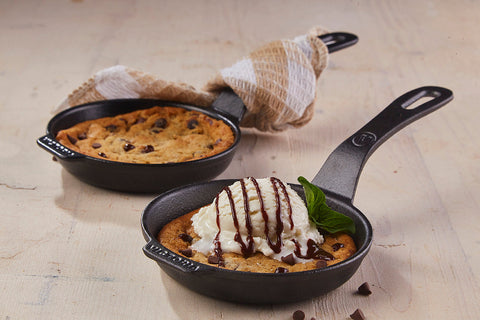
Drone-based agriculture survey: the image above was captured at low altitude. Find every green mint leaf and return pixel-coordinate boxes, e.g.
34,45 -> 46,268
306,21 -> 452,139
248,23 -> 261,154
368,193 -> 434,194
298,176 -> 356,234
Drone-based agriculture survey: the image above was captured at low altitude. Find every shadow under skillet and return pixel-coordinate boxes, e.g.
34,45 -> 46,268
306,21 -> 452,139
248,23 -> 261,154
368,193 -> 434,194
54,169 -> 153,229
158,268 -> 292,318
159,244 -> 410,316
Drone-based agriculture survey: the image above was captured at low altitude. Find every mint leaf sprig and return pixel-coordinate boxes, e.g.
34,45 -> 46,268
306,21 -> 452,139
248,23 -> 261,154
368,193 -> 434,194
298,176 -> 356,234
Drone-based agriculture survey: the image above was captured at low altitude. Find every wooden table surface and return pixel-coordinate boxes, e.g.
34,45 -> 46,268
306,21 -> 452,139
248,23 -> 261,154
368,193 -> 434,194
2,1 -> 479,319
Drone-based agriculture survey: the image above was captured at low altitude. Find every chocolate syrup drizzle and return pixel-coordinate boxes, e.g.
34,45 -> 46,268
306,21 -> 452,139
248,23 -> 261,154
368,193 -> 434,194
227,185 -> 254,257
293,239 -> 334,261
213,177 -> 323,264
213,195 -> 225,266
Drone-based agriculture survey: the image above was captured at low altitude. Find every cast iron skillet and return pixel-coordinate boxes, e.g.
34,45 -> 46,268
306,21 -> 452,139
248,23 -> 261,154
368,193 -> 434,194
36,32 -> 358,193
37,96 -> 244,193
141,86 -> 453,304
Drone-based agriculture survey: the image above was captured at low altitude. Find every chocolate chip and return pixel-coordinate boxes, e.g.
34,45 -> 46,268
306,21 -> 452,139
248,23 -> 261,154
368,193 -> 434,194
357,282 -> 372,296
92,142 -> 102,149
207,255 -> 220,264
98,152 -> 107,158
77,132 -> 87,140
315,247 -> 334,260
292,310 -> 305,320
206,144 -> 214,150
67,134 -> 77,144
134,117 -> 146,124
281,253 -> 296,266
187,119 -> 199,129
178,233 -> 193,243
52,156 -> 57,162
142,145 -> 154,153
123,143 -> 135,152
274,267 -> 289,273
331,242 -> 344,252
350,308 -> 365,320
315,260 -> 327,269
178,248 -> 193,257
154,118 -> 168,129
105,124 -> 117,132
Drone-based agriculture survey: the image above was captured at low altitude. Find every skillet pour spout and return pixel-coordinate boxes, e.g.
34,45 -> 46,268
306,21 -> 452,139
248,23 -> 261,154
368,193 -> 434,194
141,86 -> 453,304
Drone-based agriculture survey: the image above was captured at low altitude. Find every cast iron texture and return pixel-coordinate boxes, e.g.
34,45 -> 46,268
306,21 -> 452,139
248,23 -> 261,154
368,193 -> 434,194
142,86 -> 453,304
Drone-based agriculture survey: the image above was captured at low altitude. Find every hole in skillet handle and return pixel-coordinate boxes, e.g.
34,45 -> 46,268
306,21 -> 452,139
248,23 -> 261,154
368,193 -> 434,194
318,32 -> 358,53
385,86 -> 453,124
399,86 -> 450,110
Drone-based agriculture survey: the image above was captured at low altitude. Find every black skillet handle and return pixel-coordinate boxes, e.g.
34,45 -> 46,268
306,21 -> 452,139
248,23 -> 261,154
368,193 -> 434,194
37,134 -> 84,160
210,89 -> 246,126
311,86 -> 453,202
318,32 -> 358,53
143,240 -> 201,273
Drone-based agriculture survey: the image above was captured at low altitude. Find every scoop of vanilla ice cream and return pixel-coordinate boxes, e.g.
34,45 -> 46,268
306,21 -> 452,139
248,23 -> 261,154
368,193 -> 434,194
191,177 -> 323,262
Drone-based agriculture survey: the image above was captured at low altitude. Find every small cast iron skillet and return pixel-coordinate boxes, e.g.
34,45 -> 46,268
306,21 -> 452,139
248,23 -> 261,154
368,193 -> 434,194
36,32 -> 358,193
141,86 -> 453,304
37,96 -> 244,193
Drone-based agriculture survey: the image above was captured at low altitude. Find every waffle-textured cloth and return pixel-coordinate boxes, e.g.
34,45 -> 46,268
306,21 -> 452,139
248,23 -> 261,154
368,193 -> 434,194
56,27 -> 329,132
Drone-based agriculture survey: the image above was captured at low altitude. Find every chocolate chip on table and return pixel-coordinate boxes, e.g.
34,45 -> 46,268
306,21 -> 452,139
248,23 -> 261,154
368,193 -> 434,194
67,134 -> 77,144
274,267 -> 289,273
178,233 -> 193,243
142,145 -> 154,153
123,143 -> 135,152
77,132 -> 87,140
92,142 -> 102,149
357,282 -> 372,296
331,242 -> 344,252
281,253 -> 296,266
52,156 -> 57,162
153,118 -> 168,129
350,308 -> 365,320
292,310 -> 305,320
207,255 -> 220,264
315,260 -> 327,269
187,119 -> 199,129
98,152 -> 107,158
178,248 -> 193,257
105,124 -> 117,132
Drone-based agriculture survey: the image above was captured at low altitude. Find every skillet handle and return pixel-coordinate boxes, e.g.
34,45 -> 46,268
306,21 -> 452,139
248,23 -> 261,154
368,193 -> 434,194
318,32 -> 358,53
311,86 -> 453,202
37,134 -> 84,160
143,241 -> 200,273
211,89 -> 246,125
